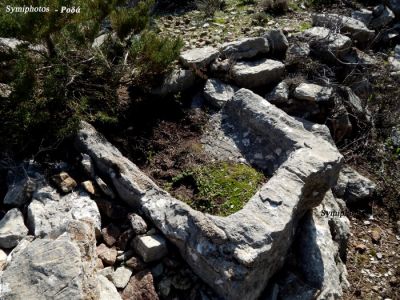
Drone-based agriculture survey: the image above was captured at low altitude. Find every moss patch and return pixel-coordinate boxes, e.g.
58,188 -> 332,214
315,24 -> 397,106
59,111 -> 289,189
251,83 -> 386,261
168,162 -> 266,216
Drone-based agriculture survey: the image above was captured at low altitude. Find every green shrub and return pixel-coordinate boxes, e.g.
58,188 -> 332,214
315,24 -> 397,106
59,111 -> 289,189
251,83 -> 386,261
110,0 -> 154,39
196,0 -> 225,17
129,30 -> 183,86
260,0 -> 289,14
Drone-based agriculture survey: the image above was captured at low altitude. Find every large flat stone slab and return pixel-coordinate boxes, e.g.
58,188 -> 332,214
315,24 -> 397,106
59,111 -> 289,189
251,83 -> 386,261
75,89 -> 342,300
231,58 -> 285,88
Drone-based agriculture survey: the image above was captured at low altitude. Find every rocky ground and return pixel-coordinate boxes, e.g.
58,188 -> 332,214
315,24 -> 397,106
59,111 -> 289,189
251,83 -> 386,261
1,0 -> 400,299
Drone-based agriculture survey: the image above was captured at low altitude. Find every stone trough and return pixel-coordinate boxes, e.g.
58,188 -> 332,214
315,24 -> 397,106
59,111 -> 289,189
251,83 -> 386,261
75,88 -> 343,300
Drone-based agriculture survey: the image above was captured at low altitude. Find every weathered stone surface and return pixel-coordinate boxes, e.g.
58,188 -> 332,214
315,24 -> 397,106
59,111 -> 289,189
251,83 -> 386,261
266,81 -> 289,104
179,46 -> 219,68
264,29 -> 289,56
0,220 -> 99,300
276,192 -> 349,299
121,270 -> 159,300
341,86 -> 371,122
133,235 -> 168,263
128,213 -> 148,235
27,186 -> 101,237
102,223 -> 121,246
152,68 -> 195,96
95,176 -> 116,199
352,9 -> 373,26
0,38 -> 26,58
98,275 -> 122,300
389,44 -> 400,71
286,42 -> 310,63
4,162 -> 43,207
387,0 -> 400,17
203,78 -> 236,108
370,5 -> 395,29
391,127 -> 400,147
333,166 -> 376,204
110,266 -> 133,289
220,37 -> 269,59
0,209 -> 28,249
231,58 -> 285,88
0,83 -> 12,98
97,243 -> 117,265
303,27 -> 352,60
81,153 -> 95,177
82,180 -> 95,195
52,171 -> 77,193
126,256 -> 146,271
75,87 -> 343,300
92,33 -> 111,49
312,13 -> 375,45
0,249 -> 7,270
294,83 -> 333,102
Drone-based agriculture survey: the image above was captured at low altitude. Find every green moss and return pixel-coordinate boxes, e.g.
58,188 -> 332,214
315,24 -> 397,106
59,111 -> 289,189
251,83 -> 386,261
298,21 -> 312,32
171,162 -> 266,216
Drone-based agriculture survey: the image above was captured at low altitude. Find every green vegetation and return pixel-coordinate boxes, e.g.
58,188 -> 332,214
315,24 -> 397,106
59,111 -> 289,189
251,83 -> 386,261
196,0 -> 226,17
170,162 -> 266,216
0,0 -> 182,155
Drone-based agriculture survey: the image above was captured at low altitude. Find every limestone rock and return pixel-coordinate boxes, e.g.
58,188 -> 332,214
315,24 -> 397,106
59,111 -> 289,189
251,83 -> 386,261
220,37 -> 269,59
52,171 -> 77,193
391,127 -> 400,147
264,29 -> 289,56
370,5 -> 395,29
266,81 -> 289,104
82,180 -> 95,195
128,213 -> 148,235
4,162 -> 43,207
204,78 -> 236,108
277,192 -> 349,299
0,208 -> 28,249
303,27 -> 352,60
152,68 -> 195,96
97,243 -> 117,266
102,223 -> 121,247
387,0 -> 400,17
333,166 -> 376,204
352,9 -> 373,26
286,42 -> 310,63
231,58 -> 285,88
110,266 -> 133,289
121,270 -> 159,300
126,256 -> 146,271
0,83 -> 12,98
0,249 -> 7,270
0,221 -> 99,300
75,86 -> 343,300
179,46 -> 219,68
98,275 -> 122,300
133,235 -> 168,263
27,185 -> 101,237
312,13 -> 375,45
294,83 -> 333,102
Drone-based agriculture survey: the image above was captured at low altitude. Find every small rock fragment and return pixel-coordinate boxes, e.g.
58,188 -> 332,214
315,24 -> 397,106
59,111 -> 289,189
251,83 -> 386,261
121,270 -> 158,300
133,235 -> 168,263
81,180 -> 95,195
102,223 -> 121,247
128,213 -> 148,235
125,256 -> 146,272
98,274 -> 122,300
97,243 -> 117,266
371,228 -> 382,243
355,243 -> 368,253
0,208 -> 29,249
52,172 -> 77,193
111,266 -> 133,289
